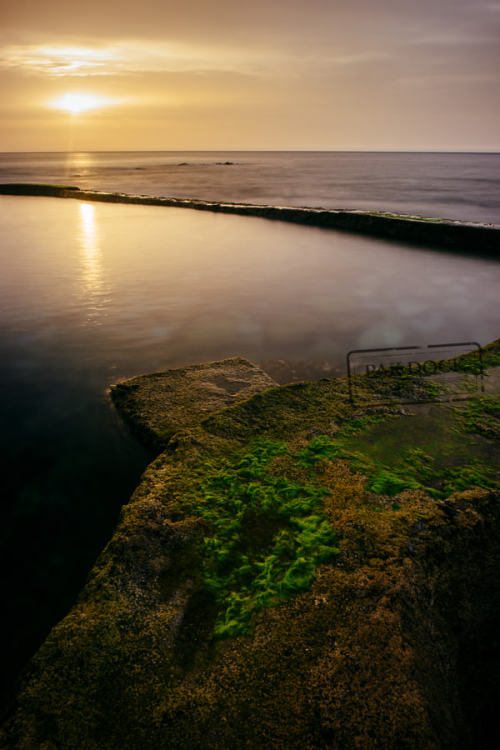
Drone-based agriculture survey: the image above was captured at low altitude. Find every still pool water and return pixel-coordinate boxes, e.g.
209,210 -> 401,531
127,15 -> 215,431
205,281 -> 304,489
1,194 -> 499,706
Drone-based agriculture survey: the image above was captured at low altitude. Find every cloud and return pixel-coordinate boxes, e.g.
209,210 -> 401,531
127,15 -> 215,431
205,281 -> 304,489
395,71 -> 500,88
0,45 -> 114,76
0,40 -> 286,77
406,30 -> 500,47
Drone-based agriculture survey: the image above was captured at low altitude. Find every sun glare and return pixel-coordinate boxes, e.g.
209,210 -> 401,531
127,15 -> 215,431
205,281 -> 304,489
50,93 -> 113,114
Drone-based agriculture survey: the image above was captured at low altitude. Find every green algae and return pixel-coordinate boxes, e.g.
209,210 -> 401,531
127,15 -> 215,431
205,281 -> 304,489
107,356 -> 500,643
333,398 -> 499,499
173,438 -> 340,637
155,390 -> 500,639
456,395 -> 500,440
167,365 -> 500,641
0,183 -> 80,192
369,210 -> 444,222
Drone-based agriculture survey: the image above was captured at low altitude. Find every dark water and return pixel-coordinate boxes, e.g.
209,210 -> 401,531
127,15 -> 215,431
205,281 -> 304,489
1,150 -> 500,224
0,159 -> 499,712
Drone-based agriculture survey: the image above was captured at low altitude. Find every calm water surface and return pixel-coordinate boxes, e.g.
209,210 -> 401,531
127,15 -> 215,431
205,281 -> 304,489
1,194 -> 499,707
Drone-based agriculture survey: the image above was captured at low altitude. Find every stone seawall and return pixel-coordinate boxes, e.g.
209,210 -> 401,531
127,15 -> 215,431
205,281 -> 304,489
1,183 -> 499,255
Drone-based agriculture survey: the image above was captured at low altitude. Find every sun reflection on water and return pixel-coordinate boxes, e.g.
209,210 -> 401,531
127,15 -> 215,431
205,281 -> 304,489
64,151 -> 93,180
70,152 -> 93,170
79,202 -> 106,322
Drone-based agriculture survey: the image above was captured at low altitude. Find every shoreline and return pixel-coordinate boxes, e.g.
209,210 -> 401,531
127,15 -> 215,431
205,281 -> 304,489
1,182 -> 499,255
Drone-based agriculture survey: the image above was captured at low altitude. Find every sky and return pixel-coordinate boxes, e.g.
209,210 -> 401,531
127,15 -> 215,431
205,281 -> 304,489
1,0 -> 500,151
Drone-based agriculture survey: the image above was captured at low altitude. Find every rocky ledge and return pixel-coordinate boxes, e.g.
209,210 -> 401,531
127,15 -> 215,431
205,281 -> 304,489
110,357 -> 277,451
1,344 -> 500,749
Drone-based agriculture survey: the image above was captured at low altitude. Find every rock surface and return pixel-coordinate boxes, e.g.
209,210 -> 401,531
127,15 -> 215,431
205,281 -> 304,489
110,357 -> 277,450
1,345 -> 500,750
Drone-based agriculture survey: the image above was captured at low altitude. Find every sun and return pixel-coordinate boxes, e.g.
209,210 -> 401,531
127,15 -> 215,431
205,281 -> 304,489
50,93 -> 113,114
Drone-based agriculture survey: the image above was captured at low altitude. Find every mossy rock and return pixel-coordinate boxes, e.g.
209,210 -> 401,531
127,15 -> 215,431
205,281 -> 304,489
2,346 -> 500,749
110,357 -> 277,450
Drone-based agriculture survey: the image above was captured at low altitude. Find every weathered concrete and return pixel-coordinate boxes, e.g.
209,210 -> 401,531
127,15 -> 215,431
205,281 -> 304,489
1,183 -> 499,255
2,343 -> 500,749
110,357 -> 277,451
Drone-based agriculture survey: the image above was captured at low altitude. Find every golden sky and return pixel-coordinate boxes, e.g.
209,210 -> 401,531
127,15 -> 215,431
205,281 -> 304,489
1,0 -> 500,150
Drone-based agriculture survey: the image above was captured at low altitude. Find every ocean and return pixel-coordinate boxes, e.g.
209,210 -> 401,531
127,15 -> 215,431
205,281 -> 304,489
1,150 -> 500,224
1,150 -> 499,711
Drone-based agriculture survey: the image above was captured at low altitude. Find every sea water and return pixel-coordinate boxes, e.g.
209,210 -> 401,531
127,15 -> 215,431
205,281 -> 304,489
1,150 -> 500,224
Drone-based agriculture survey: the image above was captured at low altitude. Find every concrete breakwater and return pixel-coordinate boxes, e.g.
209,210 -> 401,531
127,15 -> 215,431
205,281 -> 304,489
1,183 -> 499,255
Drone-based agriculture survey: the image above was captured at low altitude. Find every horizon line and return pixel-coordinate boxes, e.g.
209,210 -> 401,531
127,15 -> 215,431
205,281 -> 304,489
1,148 -> 500,155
